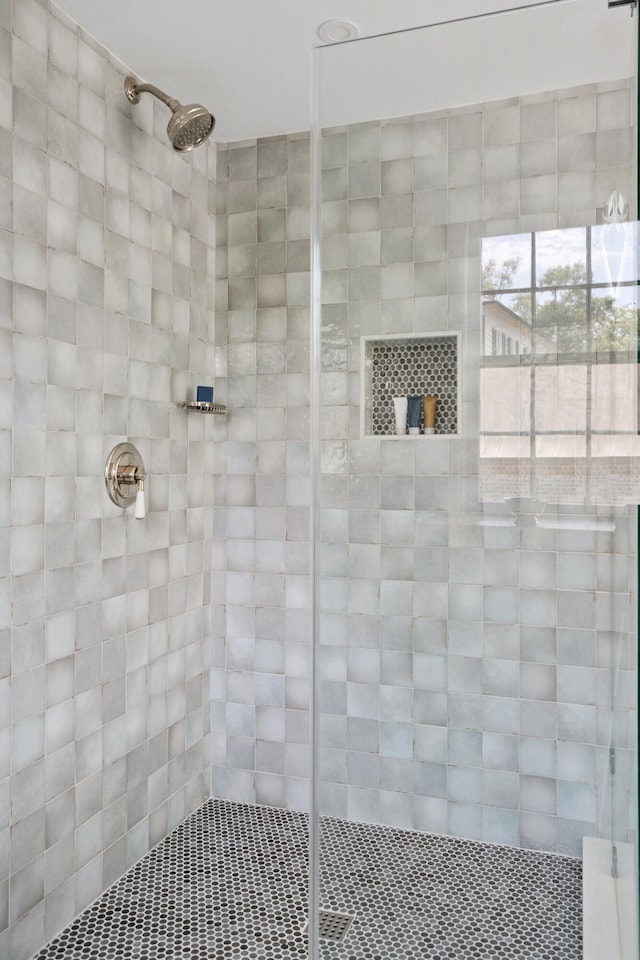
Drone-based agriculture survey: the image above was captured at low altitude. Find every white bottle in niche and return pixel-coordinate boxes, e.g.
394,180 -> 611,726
393,397 -> 407,435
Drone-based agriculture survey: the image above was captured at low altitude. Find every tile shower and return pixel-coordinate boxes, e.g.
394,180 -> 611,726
0,0 -> 215,955
213,78 -> 637,854
0,1 -> 637,960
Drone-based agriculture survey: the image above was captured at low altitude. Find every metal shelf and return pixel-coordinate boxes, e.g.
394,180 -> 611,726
179,401 -> 227,414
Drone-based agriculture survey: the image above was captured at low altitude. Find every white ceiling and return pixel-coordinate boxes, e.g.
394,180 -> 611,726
52,0 -> 636,143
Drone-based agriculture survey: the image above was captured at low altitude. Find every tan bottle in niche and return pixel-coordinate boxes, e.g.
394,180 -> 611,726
422,395 -> 437,434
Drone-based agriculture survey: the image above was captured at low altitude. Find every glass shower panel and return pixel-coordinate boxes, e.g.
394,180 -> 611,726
311,3 -> 638,959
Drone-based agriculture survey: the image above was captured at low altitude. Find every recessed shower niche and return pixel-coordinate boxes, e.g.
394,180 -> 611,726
360,332 -> 460,438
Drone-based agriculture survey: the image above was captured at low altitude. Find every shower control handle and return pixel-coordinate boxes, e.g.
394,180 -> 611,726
105,442 -> 147,514
117,464 -> 141,485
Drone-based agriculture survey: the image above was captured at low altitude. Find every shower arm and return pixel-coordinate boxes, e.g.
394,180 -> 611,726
124,76 -> 180,112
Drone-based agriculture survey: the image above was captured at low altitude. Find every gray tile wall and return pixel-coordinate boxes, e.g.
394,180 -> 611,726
0,1 -> 216,956
213,80 -> 636,857
212,132 -> 312,812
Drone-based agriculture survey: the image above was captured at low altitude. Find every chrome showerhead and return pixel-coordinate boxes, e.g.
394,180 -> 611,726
124,76 -> 215,152
167,103 -> 215,152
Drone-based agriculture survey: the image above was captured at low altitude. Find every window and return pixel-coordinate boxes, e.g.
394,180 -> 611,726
480,224 -> 639,503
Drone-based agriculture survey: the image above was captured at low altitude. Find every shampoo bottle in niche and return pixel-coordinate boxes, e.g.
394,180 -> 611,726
393,397 -> 407,435
407,395 -> 421,435
422,395 -> 437,434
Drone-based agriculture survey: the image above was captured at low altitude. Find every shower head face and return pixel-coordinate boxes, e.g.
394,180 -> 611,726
167,104 -> 215,152
124,76 -> 215,152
